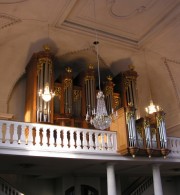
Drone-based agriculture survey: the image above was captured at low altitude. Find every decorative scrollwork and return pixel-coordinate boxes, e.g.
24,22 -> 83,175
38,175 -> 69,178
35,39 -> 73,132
64,78 -> 72,89
114,95 -> 120,109
136,126 -> 143,138
144,118 -> 150,129
37,63 -> 43,74
84,75 -> 95,81
126,111 -> 135,122
156,114 -> 165,128
107,0 -> 157,19
0,13 -> 21,30
37,57 -> 53,74
73,90 -> 81,102
124,78 -> 131,89
151,128 -> 156,136
105,86 -> 113,96
54,87 -> 61,98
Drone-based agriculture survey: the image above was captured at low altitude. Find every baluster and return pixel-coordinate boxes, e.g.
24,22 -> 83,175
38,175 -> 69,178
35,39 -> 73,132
20,125 -> 26,145
17,125 -> 22,144
175,139 -> 178,153
76,130 -> 81,150
35,127 -> 41,147
94,133 -> 100,151
59,129 -> 63,148
53,128 -> 56,147
101,133 -> 105,150
13,124 -> 19,144
23,126 -> 29,145
9,124 -> 14,144
41,128 -> 47,147
28,126 -> 33,146
55,128 -> 60,148
7,123 -> 11,144
82,131 -> 88,150
111,133 -> 117,152
2,123 -> 7,143
88,131 -> 94,151
107,133 -> 112,151
0,123 -> 2,143
48,128 -> 53,147
63,129 -> 69,149
69,130 -> 75,149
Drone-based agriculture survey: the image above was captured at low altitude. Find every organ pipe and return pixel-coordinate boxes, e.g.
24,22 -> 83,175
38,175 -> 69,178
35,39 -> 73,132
63,67 -> 73,115
36,46 -> 54,123
104,75 -> 114,115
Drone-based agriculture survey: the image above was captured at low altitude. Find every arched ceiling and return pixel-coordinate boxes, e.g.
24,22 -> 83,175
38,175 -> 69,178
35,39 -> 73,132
0,0 -> 180,136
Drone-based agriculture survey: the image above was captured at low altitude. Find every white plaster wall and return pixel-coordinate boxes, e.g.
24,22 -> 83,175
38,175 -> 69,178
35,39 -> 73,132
8,75 -> 26,122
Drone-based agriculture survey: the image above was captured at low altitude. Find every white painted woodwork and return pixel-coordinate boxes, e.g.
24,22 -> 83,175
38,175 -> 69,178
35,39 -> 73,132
0,119 -> 117,155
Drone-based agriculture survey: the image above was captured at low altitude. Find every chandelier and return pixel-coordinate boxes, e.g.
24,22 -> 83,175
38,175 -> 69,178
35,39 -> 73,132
145,100 -> 160,114
38,82 -> 55,102
85,41 -> 112,130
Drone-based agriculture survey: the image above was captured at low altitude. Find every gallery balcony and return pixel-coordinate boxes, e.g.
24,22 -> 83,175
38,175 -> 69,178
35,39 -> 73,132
0,119 -> 179,161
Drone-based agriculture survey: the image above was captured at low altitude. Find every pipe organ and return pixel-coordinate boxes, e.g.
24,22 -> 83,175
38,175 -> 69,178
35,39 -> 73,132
83,64 -> 96,123
25,46 -> 169,158
104,76 -> 115,115
25,45 -> 54,123
113,65 -> 139,119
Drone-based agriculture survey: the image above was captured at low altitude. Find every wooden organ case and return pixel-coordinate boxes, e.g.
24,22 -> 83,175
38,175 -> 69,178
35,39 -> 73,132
25,45 -> 54,123
25,47 -> 169,158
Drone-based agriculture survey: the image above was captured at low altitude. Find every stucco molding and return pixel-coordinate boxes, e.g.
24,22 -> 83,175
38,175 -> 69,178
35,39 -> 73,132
0,13 -> 21,30
107,0 -> 157,19
0,0 -> 27,4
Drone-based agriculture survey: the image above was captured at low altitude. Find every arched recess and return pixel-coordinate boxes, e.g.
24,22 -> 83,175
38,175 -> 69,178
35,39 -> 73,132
81,185 -> 99,195
65,186 -> 75,195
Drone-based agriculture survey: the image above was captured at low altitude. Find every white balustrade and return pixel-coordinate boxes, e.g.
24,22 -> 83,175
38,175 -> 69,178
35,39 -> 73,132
0,120 -> 117,155
167,137 -> 180,158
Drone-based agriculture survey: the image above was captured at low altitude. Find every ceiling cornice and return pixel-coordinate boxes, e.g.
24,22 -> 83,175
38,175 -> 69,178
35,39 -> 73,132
60,20 -> 139,50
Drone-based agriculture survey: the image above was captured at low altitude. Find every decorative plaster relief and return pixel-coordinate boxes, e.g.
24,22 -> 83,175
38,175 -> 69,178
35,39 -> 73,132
0,0 -> 27,4
107,0 -> 157,18
0,13 -> 21,29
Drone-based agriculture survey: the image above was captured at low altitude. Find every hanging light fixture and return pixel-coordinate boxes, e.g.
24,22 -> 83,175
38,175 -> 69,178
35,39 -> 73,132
145,100 -> 160,114
39,82 -> 55,102
144,51 -> 160,115
85,41 -> 112,130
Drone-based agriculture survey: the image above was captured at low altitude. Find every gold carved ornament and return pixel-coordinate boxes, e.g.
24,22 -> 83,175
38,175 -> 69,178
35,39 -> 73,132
63,78 -> 72,89
37,57 -> 53,75
73,90 -> 81,102
144,119 -> 150,129
66,67 -> 72,73
84,75 -> 95,82
124,78 -> 131,89
114,95 -> 120,109
54,87 -> 62,98
126,110 -> 135,123
151,128 -> 156,136
156,114 -> 165,128
105,86 -> 113,96
136,126 -> 143,138
126,102 -> 135,122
